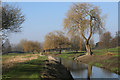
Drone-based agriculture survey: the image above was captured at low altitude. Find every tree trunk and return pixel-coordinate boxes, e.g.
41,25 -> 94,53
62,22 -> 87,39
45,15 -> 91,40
85,41 -> 92,55
59,45 -> 62,54
76,50 -> 78,53
59,49 -> 61,54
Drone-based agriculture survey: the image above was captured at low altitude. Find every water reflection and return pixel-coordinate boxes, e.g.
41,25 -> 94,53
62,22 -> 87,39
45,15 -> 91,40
87,65 -> 92,80
55,57 -> 119,79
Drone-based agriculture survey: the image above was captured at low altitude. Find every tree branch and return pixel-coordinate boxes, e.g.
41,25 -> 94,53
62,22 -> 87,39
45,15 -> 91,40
88,16 -> 93,41
80,32 -> 87,41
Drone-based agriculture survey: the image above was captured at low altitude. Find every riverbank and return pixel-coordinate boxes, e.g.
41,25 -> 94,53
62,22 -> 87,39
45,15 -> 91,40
2,53 -> 73,80
75,54 -> 120,75
52,47 -> 120,75
41,58 -> 73,80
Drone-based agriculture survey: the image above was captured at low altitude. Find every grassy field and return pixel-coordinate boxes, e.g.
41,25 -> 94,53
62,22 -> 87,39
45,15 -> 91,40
2,47 -> 120,78
2,53 -> 73,79
2,53 -> 47,79
92,47 -> 120,56
54,47 -> 120,58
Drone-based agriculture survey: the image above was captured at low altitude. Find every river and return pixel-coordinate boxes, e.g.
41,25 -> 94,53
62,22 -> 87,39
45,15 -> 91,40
55,57 -> 120,80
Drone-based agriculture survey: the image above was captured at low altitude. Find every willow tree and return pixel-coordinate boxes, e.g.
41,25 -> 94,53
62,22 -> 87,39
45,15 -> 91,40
43,31 -> 70,54
64,3 -> 104,55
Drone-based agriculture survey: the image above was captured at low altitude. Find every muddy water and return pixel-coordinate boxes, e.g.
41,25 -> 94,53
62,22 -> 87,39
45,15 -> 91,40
55,57 -> 120,79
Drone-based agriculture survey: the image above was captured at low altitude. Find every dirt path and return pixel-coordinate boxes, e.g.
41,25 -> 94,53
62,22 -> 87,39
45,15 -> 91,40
2,54 -> 44,70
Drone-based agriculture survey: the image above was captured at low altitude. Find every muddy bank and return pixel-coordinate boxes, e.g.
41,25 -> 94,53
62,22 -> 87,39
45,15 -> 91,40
75,55 -> 120,75
41,59 -> 74,80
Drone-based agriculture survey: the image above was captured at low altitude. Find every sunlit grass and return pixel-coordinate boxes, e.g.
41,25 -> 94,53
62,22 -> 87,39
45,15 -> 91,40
95,63 -> 103,67
93,47 -> 119,56
56,51 -> 85,59
2,53 -> 47,79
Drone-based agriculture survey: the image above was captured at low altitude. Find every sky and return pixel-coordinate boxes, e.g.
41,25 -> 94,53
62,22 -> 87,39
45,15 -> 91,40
5,2 -> 118,44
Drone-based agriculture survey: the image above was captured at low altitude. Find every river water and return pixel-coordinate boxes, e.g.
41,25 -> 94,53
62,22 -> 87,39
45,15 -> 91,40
55,57 -> 120,80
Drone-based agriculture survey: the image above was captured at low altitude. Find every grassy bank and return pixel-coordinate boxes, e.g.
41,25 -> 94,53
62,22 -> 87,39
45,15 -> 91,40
2,53 -> 47,79
2,53 -> 73,79
92,47 -> 119,56
51,51 -> 85,60
52,47 -> 120,75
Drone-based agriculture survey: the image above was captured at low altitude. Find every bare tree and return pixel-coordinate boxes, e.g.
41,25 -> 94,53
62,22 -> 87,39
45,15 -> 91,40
110,31 -> 119,48
100,31 -> 112,50
89,38 -> 95,49
64,3 -> 105,55
2,39 -> 11,54
70,35 -> 80,52
11,43 -> 24,52
70,35 -> 85,52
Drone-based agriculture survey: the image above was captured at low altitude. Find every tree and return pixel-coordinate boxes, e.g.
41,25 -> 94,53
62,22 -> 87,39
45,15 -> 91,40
118,31 -> 120,46
110,31 -> 119,48
0,35 -> 2,54
70,35 -> 80,52
70,35 -> 85,52
22,40 -> 41,53
64,3 -> 104,55
11,43 -> 24,52
44,31 -> 70,54
2,39 -> 11,54
1,4 -> 25,41
100,31 -> 112,50
89,38 -> 95,49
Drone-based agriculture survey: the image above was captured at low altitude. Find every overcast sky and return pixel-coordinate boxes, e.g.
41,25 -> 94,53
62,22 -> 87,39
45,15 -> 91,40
6,2 -> 118,44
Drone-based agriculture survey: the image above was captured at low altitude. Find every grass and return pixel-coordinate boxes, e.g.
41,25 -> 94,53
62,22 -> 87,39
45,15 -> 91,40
56,51 -> 85,59
52,47 -> 119,75
94,63 -> 103,67
113,55 -> 120,57
92,47 -> 119,56
52,47 -> 119,58
103,60 -> 114,63
2,47 -> 119,78
111,67 -> 119,73
51,47 -> 119,60
54,47 -> 119,59
2,53 -> 47,79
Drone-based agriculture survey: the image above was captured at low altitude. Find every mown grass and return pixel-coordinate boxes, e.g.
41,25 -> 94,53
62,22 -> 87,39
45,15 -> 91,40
53,47 -> 119,58
56,51 -> 85,59
2,53 -> 47,79
93,47 -> 119,56
52,47 -> 119,60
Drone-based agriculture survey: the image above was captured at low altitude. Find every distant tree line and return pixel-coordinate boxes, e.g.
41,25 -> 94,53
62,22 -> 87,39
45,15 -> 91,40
2,39 -> 42,54
43,31 -> 71,54
3,30 -> 119,54
43,30 -> 95,54
95,31 -> 120,49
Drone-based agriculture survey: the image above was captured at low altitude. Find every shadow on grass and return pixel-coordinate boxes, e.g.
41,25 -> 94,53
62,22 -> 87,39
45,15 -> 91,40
65,51 -> 86,54
44,60 -> 73,80
2,58 -> 47,79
